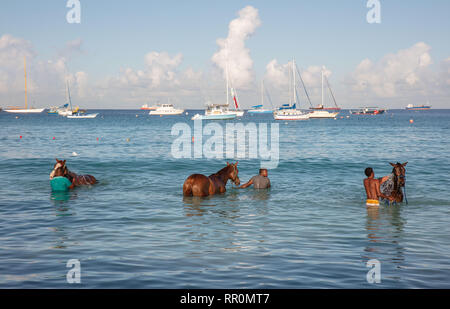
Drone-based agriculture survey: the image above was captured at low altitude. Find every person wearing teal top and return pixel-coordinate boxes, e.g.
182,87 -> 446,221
51,176 -> 74,191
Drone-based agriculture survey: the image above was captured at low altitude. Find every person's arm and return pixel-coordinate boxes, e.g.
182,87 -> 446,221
67,178 -> 75,190
239,178 -> 254,189
378,175 -> 390,184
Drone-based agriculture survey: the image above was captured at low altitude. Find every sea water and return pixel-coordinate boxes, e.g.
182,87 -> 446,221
0,109 -> 449,288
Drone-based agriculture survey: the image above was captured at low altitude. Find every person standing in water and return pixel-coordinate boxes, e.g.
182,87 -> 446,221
239,169 -> 271,189
364,167 -> 393,206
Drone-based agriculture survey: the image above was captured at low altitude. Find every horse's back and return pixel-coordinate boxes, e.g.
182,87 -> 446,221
183,174 -> 211,197
75,174 -> 97,186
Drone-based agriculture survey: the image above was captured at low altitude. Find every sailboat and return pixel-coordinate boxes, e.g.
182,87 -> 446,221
273,58 -> 310,121
4,57 -> 45,113
58,82 -> 80,116
225,64 -> 244,117
308,67 -> 339,119
65,80 -> 98,119
191,65 -> 238,120
248,80 -> 273,114
228,87 -> 244,117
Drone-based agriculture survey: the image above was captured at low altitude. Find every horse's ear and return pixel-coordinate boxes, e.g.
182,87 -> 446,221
55,158 -> 59,162
402,162 -> 408,167
389,162 -> 395,167
63,160 -> 66,165
235,161 -> 238,166
227,162 -> 230,166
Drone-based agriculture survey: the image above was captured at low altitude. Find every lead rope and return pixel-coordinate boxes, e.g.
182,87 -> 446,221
403,173 -> 408,205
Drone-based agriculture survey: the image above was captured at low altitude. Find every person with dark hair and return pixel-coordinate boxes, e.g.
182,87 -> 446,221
239,168 -> 271,189
364,167 -> 393,206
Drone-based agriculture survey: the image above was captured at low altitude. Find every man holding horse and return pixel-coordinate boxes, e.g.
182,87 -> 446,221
50,159 -> 97,191
364,167 -> 394,206
239,168 -> 271,189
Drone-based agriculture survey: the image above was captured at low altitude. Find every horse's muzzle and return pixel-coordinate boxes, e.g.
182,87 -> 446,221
233,177 -> 241,186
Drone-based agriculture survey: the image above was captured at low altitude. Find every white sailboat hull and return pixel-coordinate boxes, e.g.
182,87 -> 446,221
67,113 -> 98,119
4,108 -> 45,113
248,109 -> 273,114
308,111 -> 339,119
149,110 -> 184,115
192,113 -> 236,120
228,110 -> 244,117
274,111 -> 310,121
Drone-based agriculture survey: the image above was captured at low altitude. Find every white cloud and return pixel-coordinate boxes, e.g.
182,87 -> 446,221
0,34 -> 89,107
264,59 -> 334,107
348,42 -> 434,98
211,5 -> 261,89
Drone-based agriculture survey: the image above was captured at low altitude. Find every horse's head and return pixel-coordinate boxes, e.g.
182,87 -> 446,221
50,158 -> 68,180
390,162 -> 407,188
227,162 -> 240,186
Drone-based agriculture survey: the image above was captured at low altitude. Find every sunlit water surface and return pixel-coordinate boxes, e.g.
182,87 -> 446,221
0,109 -> 449,288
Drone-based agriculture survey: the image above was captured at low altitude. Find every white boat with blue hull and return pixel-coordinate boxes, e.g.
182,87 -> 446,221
191,104 -> 237,120
273,58 -> 310,121
248,105 -> 273,114
249,80 -> 274,114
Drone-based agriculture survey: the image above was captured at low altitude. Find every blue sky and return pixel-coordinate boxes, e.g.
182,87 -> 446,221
1,0 -> 449,108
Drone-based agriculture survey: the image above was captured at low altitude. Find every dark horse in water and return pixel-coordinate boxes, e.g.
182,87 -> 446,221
381,162 -> 408,204
183,162 -> 240,197
50,158 -> 97,187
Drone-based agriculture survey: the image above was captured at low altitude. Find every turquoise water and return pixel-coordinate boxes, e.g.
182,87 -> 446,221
0,109 -> 449,288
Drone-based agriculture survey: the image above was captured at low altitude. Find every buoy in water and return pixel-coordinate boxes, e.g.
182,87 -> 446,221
126,138 -> 130,142
410,119 -> 414,124
192,137 -> 194,143
72,152 -> 78,157
19,136 -> 22,139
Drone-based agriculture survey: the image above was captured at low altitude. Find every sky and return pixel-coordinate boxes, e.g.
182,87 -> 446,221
0,0 -> 449,109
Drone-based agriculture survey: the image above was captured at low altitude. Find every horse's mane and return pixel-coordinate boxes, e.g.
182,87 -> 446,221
391,163 -> 403,193
210,165 -> 232,177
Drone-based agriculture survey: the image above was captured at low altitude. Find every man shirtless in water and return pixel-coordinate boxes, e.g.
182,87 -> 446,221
364,167 -> 393,206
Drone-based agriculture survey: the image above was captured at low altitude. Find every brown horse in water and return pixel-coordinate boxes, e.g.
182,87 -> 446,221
381,162 -> 408,204
50,158 -> 97,187
183,162 -> 240,197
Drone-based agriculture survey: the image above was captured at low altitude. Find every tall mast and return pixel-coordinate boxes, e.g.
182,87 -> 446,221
261,80 -> 264,107
67,80 -> 73,111
24,56 -> 28,109
226,63 -> 229,106
293,58 -> 296,104
288,63 -> 292,105
321,67 -> 324,107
